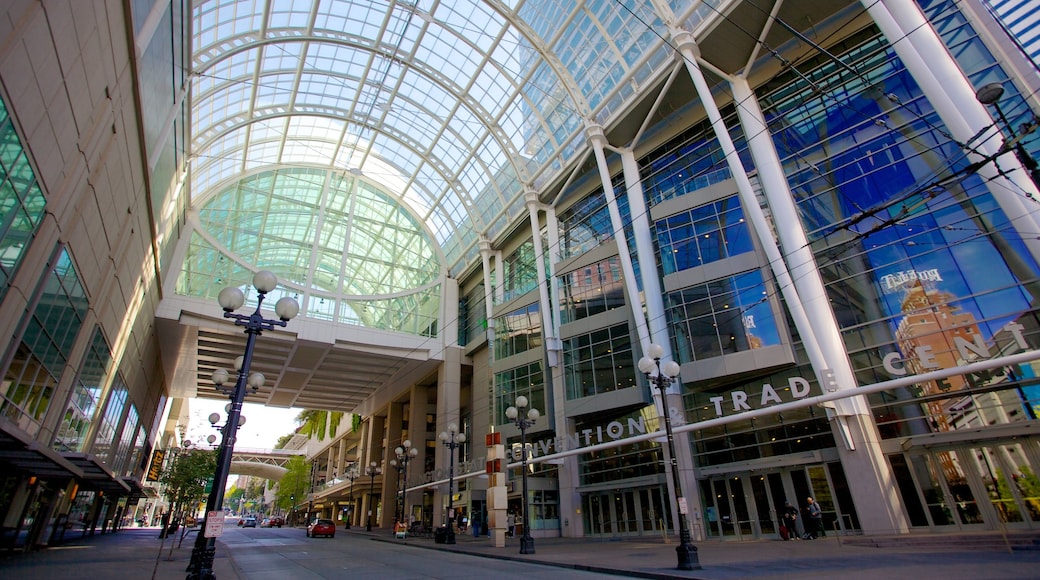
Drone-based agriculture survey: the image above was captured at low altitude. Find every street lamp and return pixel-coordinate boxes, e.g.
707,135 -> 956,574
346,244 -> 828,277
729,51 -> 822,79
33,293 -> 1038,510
438,423 -> 466,545
344,465 -> 360,529
365,462 -> 382,531
975,82 -> 1040,190
389,440 -> 418,526
186,270 -> 299,580
638,343 -> 699,571
505,397 -> 539,555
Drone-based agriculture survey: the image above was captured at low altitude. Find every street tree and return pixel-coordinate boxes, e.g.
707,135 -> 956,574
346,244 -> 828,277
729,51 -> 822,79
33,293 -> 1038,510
276,455 -> 311,525
159,448 -> 217,525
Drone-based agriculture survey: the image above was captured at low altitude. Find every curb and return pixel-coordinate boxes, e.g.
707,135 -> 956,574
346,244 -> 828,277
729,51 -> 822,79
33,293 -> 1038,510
364,534 -> 707,580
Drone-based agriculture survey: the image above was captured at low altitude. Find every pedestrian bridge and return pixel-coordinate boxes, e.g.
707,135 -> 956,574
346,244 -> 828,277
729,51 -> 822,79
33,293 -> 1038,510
230,447 -> 304,481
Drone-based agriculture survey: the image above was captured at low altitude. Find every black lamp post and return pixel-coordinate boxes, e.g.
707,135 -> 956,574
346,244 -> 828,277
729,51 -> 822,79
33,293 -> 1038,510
438,423 -> 466,545
365,462 -> 382,531
344,465 -> 359,529
505,396 -> 539,555
389,440 -> 418,525
638,343 -> 699,571
187,270 -> 299,580
975,82 -> 1040,190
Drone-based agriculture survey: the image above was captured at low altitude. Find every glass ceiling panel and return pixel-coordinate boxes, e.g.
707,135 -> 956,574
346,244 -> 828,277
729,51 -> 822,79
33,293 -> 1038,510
189,0 -> 680,276
188,168 -> 441,301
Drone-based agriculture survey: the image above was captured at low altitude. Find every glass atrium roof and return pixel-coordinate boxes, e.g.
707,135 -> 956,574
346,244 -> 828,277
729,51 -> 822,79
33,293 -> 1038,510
188,0 -> 721,280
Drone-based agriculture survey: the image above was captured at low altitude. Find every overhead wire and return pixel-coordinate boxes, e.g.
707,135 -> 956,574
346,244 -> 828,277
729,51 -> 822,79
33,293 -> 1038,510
195,1 -> 1040,415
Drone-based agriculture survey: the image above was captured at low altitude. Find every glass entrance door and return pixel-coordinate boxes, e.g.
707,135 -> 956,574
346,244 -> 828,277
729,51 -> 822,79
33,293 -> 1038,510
971,442 -> 1040,528
581,486 -> 668,537
700,463 -> 845,540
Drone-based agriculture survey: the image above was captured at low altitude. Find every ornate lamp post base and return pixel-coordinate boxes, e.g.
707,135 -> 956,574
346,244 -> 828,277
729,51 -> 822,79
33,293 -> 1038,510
519,535 -> 535,554
675,541 -> 699,570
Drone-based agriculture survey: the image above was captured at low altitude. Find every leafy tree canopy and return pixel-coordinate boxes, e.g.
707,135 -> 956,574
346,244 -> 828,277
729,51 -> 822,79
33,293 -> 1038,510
159,448 -> 217,519
276,455 -> 311,512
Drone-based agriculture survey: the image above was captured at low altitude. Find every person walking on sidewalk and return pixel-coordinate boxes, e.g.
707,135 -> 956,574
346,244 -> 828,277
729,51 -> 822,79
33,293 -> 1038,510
805,497 -> 823,539
781,501 -> 798,540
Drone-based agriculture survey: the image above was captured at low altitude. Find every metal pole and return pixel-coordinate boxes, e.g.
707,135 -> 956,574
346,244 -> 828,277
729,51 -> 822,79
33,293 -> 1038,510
519,418 -> 534,554
367,471 -> 376,532
185,319 -> 257,580
651,358 -> 698,570
446,441 -> 456,544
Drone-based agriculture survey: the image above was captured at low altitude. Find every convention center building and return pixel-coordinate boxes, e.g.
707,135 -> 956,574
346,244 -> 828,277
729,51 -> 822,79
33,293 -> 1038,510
0,0 -> 1038,549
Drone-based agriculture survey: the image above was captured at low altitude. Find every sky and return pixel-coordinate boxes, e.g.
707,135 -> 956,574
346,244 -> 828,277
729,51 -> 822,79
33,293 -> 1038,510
185,399 -> 301,449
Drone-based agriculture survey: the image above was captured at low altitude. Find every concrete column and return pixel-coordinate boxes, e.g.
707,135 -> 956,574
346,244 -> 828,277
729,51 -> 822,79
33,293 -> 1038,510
362,415 -> 385,529
435,346 -> 463,526
384,401 -> 406,525
866,0 -> 1040,266
407,383 -> 429,522
441,276 -> 460,346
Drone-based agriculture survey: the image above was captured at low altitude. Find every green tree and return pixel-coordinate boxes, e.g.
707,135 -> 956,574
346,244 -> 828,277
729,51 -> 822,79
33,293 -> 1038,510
159,448 -> 217,524
295,409 -> 344,441
276,455 -> 311,525
226,485 -> 245,514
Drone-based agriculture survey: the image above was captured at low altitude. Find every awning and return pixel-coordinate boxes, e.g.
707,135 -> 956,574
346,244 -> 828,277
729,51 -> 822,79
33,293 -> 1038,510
120,476 -> 150,499
62,453 -> 131,496
0,416 -> 83,480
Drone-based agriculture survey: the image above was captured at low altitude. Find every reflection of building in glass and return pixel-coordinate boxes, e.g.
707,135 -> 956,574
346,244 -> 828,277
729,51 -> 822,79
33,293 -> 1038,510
894,280 -> 983,431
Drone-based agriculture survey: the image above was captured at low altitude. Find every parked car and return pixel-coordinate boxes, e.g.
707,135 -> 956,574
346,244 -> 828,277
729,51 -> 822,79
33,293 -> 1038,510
269,516 -> 284,527
259,518 -> 272,528
306,519 -> 336,538
240,517 -> 257,528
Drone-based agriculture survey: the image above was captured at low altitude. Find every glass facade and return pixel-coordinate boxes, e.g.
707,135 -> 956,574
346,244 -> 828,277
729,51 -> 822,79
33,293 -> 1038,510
493,303 -> 542,360
655,195 -> 753,275
0,97 -> 46,297
666,271 -> 781,363
576,408 -> 662,486
53,329 -> 113,452
558,256 -> 625,324
1,249 -> 87,437
493,362 -> 544,426
562,324 -> 637,400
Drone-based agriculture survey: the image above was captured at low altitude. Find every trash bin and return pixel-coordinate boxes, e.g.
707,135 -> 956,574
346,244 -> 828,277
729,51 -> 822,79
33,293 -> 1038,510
434,526 -> 448,544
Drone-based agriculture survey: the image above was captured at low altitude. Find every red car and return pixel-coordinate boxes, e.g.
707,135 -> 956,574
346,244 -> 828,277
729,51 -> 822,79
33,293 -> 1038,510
306,518 -> 336,538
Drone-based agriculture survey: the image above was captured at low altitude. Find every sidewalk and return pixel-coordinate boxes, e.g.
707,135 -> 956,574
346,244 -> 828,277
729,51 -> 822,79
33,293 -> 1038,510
351,526 -> 1040,579
0,526 -> 240,580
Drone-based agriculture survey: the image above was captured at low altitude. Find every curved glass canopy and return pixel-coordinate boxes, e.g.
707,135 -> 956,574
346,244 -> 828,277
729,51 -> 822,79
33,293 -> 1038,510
178,167 -> 443,334
180,0 -> 732,334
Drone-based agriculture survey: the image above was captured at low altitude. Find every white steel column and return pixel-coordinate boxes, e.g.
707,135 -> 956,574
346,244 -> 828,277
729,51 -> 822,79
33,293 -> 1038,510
526,192 -> 560,368
619,150 -> 671,363
669,28 -> 906,533
729,77 -> 857,415
586,123 -> 652,352
480,238 -> 496,342
866,0 -> 1040,264
619,148 -> 699,539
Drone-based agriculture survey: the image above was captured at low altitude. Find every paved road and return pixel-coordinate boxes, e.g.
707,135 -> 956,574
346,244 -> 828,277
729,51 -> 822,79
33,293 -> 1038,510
4,524 -> 1040,580
214,526 -> 613,579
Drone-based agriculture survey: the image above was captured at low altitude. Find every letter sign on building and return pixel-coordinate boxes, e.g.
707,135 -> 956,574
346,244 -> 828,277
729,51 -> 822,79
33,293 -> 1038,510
146,449 -> 165,482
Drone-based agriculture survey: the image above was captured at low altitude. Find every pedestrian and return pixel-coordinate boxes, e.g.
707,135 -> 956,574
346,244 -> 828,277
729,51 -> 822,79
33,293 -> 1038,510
805,497 -> 823,539
781,501 -> 798,540
506,512 -> 515,537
